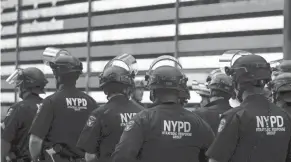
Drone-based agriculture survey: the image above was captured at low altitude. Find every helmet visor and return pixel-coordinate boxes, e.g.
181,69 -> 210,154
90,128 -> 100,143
148,55 -> 183,73
219,50 -> 253,73
6,69 -> 23,85
104,54 -> 138,76
43,47 -> 70,66
191,80 -> 210,95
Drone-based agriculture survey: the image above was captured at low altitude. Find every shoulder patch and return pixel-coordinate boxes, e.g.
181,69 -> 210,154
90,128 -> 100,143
124,120 -> 135,131
218,118 -> 226,133
86,116 -> 97,127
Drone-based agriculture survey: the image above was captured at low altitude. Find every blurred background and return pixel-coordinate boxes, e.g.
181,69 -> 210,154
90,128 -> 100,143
0,0 -> 285,118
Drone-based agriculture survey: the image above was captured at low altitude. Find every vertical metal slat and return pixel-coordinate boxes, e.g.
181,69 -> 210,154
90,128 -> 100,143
174,0 -> 180,60
14,0 -> 22,102
86,0 -> 92,94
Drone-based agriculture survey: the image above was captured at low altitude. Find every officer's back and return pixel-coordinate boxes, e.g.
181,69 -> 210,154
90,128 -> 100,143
2,94 -> 43,159
195,99 -> 231,134
77,54 -> 144,162
81,94 -> 143,160
40,85 -> 96,148
1,67 -> 47,161
209,94 -> 291,162
139,103 -> 214,162
206,52 -> 291,162
29,48 -> 97,161
113,55 -> 214,162
195,71 -> 233,134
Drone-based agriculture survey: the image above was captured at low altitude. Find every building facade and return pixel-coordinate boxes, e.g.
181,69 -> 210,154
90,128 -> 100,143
1,0 -> 284,116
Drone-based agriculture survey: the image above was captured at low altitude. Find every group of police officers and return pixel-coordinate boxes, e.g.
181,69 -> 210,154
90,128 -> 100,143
1,47 -> 291,162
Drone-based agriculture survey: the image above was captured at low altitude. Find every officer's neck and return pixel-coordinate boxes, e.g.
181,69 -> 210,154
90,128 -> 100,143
21,91 -> 38,100
58,83 -> 76,89
158,96 -> 179,104
242,88 -> 264,100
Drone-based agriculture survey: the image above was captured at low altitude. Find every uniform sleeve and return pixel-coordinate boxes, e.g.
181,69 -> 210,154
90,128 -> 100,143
76,111 -> 102,154
29,98 -> 54,139
206,113 -> 240,162
199,118 -> 215,162
201,119 -> 215,149
194,110 -> 207,123
112,111 -> 148,162
287,139 -> 291,162
2,106 -> 22,142
89,96 -> 99,110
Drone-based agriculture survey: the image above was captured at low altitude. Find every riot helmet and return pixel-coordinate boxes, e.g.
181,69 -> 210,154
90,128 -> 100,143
192,80 -> 210,107
99,54 -> 138,97
269,72 -> 291,104
208,72 -> 233,99
6,67 -> 48,99
206,69 -> 222,84
145,55 -> 189,103
43,47 -> 83,75
269,60 -> 291,108
220,50 -> 271,102
192,80 -> 210,97
43,47 -> 82,88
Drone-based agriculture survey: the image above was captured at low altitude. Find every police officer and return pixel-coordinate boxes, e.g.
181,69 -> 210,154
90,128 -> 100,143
206,52 -> 291,162
192,80 -> 211,108
195,70 -> 233,134
270,72 -> 291,114
1,67 -> 48,162
112,55 -> 214,162
76,54 -> 144,162
29,47 -> 97,162
131,80 -> 146,108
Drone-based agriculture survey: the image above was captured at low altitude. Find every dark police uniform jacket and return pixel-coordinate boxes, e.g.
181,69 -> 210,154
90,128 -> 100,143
30,85 -> 97,157
2,94 -> 42,158
112,103 -> 215,162
206,94 -> 291,162
76,94 -> 144,162
282,104 -> 291,116
195,99 -> 232,134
